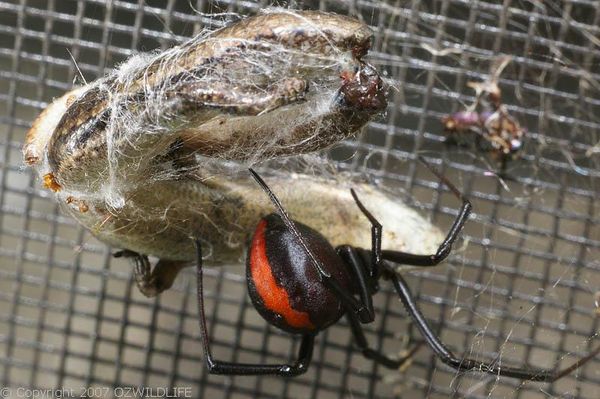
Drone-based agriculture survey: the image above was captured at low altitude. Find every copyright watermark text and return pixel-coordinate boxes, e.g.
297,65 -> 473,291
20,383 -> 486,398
0,386 -> 192,398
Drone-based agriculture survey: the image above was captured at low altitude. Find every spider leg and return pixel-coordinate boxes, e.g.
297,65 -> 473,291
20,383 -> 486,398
381,157 -> 472,267
350,189 -> 382,279
346,313 -> 423,369
383,262 -> 600,382
337,246 -> 376,323
194,239 -> 314,376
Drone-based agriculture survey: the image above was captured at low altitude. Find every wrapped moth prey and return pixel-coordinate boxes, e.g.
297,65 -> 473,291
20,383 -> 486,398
24,10 -> 387,205
23,10 -> 443,296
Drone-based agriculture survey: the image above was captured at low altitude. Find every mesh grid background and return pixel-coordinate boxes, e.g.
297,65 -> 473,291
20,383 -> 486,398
1,0 -> 599,398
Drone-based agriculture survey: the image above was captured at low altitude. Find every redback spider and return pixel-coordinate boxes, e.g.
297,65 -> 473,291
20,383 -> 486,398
194,159 -> 600,380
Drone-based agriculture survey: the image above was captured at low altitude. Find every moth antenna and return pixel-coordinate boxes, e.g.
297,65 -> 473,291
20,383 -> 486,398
66,49 -> 87,85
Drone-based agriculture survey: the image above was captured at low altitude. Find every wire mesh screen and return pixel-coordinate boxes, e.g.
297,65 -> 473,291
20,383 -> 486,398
1,0 -> 599,398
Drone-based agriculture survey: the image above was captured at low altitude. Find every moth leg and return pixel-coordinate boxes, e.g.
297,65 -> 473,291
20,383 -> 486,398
171,77 -> 309,117
114,250 -> 188,297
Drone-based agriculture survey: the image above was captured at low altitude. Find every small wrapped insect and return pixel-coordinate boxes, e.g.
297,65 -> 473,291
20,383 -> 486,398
442,57 -> 525,163
22,10 -> 445,296
442,108 -> 524,158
